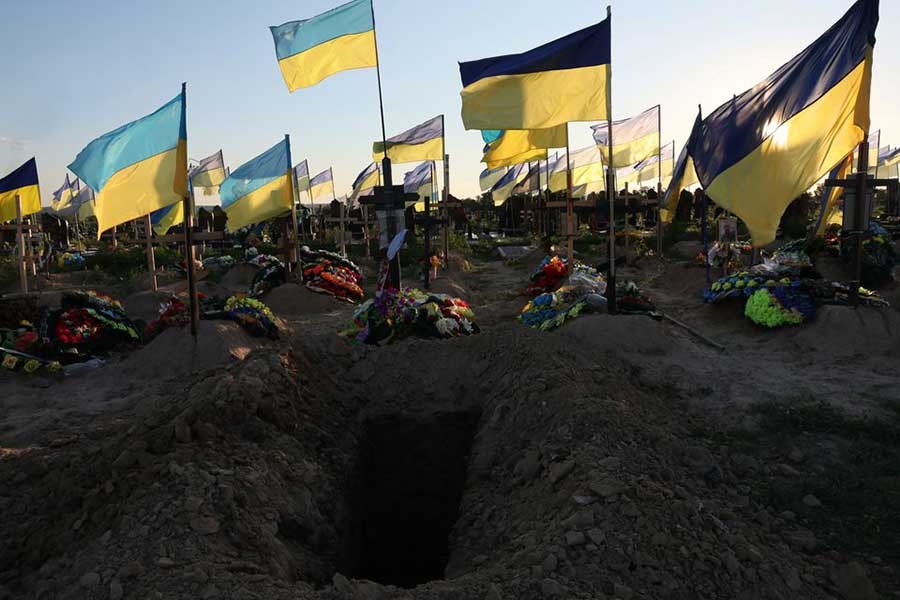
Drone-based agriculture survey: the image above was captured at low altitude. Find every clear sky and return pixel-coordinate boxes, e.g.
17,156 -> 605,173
1,0 -> 898,204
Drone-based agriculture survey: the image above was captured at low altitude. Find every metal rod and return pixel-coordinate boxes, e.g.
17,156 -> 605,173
180,82 -> 199,338
656,107 -> 664,256
850,134 -> 869,307
15,194 -> 27,294
565,125 -> 574,263
370,0 -> 388,153
604,4 -> 617,314
285,134 -> 300,277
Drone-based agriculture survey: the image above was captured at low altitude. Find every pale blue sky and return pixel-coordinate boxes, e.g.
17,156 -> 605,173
1,0 -> 898,203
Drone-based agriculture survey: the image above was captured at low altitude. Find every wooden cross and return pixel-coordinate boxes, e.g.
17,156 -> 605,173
414,195 -> 449,289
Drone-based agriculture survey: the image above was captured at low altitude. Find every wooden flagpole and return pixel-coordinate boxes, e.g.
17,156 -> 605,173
144,214 -> 158,291
656,108 -> 664,256
180,82 -> 199,337
604,4 -> 617,314
285,134 -> 300,276
15,194 -> 27,294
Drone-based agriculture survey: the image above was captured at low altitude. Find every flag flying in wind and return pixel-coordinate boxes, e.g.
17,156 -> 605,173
309,169 -> 335,202
482,125 -> 567,169
350,162 -> 380,201
592,105 -> 660,168
190,150 -> 227,189
373,115 -> 444,163
662,112 -> 702,219
150,202 -> 183,235
220,138 -> 293,231
75,183 -> 97,220
270,0 -> 377,91
490,163 -> 529,206
814,153 -> 855,236
548,145 -> 605,193
294,160 -> 311,193
52,174 -> 77,213
619,141 -> 675,189
479,166 -> 506,192
513,162 -> 543,195
68,90 -> 188,236
662,0 -> 878,246
403,161 -> 437,211
459,19 -> 611,130
0,158 -> 41,223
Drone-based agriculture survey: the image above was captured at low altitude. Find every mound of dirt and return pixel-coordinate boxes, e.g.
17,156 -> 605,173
218,263 -> 258,292
790,305 -> 900,358
118,320 -> 271,381
263,283 -> 352,317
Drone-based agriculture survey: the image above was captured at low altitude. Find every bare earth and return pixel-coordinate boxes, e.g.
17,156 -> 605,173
1,251 -> 898,600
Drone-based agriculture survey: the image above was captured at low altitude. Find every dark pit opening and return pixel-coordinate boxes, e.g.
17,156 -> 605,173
355,411 -> 480,588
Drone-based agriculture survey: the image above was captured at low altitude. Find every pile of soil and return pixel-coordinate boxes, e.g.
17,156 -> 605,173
262,283 -> 351,318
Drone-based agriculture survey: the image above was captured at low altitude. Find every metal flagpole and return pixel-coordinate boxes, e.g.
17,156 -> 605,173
850,133 -> 869,307
285,135 -> 301,277
565,125 -> 574,262
656,107 -> 664,256
604,5 -> 617,314
144,214 -> 158,291
441,115 -> 450,266
15,194 -> 27,294
179,82 -> 199,337
370,0 -> 392,186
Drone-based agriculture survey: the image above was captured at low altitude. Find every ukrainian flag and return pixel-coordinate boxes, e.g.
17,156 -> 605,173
373,116 -> 443,163
294,160 -> 311,194
51,174 -> 76,213
309,169 -> 335,202
664,0 -> 878,246
220,138 -> 293,231
68,90 -> 188,236
190,150 -> 226,190
350,162 -> 380,201
270,0 -> 377,91
619,141 -> 675,189
403,161 -> 436,211
548,145 -> 605,193
0,158 -> 41,223
150,202 -> 183,235
482,125 -> 566,169
661,113 -> 702,220
814,154 -> 854,236
459,19 -> 610,130
592,105 -> 660,168
479,166 -> 506,192
490,163 -> 529,206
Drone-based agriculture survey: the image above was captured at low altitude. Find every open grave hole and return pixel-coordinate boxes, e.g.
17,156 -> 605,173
353,410 -> 481,588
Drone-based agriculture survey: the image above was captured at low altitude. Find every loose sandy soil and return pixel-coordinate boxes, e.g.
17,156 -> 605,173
1,250 -> 898,600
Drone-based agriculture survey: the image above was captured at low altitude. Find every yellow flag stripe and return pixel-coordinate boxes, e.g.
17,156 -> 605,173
0,184 -> 41,223
277,29 -> 377,91
224,174 -> 291,231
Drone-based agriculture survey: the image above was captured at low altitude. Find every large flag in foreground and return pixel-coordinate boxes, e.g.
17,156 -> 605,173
459,19 -> 610,130
482,125 -> 566,169
271,0 -> 377,91
592,105 -> 660,168
0,158 -> 41,223
373,115 -> 443,163
663,0 -> 878,245
220,138 -> 292,231
309,169 -> 335,202
68,91 -> 188,235
150,202 -> 183,235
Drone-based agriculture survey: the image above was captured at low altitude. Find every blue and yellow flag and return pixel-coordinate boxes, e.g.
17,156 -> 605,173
68,90 -> 188,236
403,161 -> 436,211
662,113 -> 702,220
0,158 -> 41,223
150,202 -> 183,236
663,0 -> 878,245
271,0 -> 377,91
220,138 -> 293,231
814,154 -> 854,236
619,141 -> 675,189
373,115 -> 443,163
548,145 -> 605,193
350,162 -> 380,201
482,125 -> 566,169
294,160 -> 311,194
309,169 -> 335,202
190,150 -> 226,190
592,105 -> 660,168
479,166 -> 506,192
459,19 -> 610,130
490,163 -> 529,206
51,174 -> 76,213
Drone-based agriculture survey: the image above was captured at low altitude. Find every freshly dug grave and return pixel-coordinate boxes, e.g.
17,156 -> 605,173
2,313 -> 896,600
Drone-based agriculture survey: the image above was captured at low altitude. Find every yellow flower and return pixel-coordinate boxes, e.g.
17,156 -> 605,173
2,355 -> 18,370
23,360 -> 40,374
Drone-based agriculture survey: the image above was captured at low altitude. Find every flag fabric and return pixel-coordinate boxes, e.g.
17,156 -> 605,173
220,138 -> 293,231
51,174 -> 76,213
513,162 -> 542,195
490,163 -> 529,206
309,169 -> 335,202
350,162 -> 381,201
814,154 -> 854,236
459,19 -> 611,130
592,105 -> 660,168
150,202 -> 183,235
662,113 -> 702,220
270,0 -> 377,91
662,0 -> 878,246
482,125 -> 566,169
479,166 -> 506,192
55,180 -> 96,219
0,158 -> 41,223
548,145 -> 605,193
619,141 -> 675,189
403,161 -> 434,198
373,115 -> 443,163
68,90 -> 188,236
189,150 -> 226,189
294,160 -> 311,192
